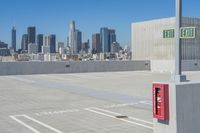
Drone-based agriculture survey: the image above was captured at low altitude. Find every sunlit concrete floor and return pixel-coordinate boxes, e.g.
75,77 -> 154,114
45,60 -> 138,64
0,71 -> 199,133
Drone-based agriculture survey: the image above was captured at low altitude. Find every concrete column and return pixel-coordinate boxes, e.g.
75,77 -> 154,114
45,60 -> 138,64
153,81 -> 200,133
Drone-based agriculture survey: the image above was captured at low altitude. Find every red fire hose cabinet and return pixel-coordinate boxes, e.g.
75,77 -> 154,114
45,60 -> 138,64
152,83 -> 169,121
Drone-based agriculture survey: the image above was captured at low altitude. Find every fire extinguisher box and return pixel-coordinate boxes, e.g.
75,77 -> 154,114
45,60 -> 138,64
153,83 -> 169,121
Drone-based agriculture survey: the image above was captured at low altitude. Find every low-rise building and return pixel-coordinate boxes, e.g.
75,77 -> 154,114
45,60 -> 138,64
0,48 -> 10,56
28,43 -> 38,54
111,42 -> 121,53
42,45 -> 50,54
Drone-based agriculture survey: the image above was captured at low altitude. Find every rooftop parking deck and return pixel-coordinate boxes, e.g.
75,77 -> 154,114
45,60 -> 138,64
1,71 -> 200,133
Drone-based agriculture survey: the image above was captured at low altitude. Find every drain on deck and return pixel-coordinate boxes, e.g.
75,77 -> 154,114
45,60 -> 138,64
115,115 -> 128,119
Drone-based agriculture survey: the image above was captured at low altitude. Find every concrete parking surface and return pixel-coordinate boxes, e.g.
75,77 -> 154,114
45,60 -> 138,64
0,71 -> 199,133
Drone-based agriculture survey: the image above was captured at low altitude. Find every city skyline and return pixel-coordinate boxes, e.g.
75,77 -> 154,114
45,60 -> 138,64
0,0 -> 199,49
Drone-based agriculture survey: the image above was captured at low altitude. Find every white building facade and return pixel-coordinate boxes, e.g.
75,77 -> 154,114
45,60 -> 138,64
132,17 -> 200,60
131,17 -> 200,72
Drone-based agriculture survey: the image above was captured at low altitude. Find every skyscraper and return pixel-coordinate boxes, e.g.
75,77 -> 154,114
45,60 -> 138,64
49,34 -> 56,53
27,27 -> 36,44
11,26 -> 16,51
75,30 -> 82,53
68,20 -> 75,54
21,34 -> 28,51
100,28 -> 109,53
92,33 -> 101,53
109,29 -> 116,51
100,28 -> 117,53
37,34 -> 43,53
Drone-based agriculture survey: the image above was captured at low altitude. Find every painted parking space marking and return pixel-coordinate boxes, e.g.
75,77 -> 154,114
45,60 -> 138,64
85,107 -> 153,130
10,115 -> 41,133
103,102 -> 138,108
139,100 -> 152,105
9,115 -> 64,133
35,109 -> 80,116
33,102 -> 149,117
91,107 -> 153,125
90,107 -> 153,125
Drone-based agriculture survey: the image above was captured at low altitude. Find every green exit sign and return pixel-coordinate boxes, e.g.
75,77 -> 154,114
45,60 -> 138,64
180,27 -> 196,39
163,27 -> 196,39
163,29 -> 175,38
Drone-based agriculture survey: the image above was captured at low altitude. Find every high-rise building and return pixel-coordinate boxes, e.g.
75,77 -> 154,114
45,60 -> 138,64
75,30 -> 82,53
37,34 -> 43,53
49,34 -> 56,53
92,33 -> 101,53
100,28 -> 109,53
21,34 -> 28,51
109,29 -> 116,51
27,27 -> 36,44
11,26 -> 16,51
68,20 -> 76,54
100,28 -> 117,53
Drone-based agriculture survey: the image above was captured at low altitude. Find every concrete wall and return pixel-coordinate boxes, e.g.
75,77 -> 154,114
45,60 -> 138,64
0,60 -> 150,76
132,17 -> 200,60
151,60 -> 200,73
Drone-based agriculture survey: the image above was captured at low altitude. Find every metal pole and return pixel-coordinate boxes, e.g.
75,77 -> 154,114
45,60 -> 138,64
175,0 -> 186,82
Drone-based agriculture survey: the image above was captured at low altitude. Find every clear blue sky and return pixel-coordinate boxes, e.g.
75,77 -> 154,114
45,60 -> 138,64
0,0 -> 199,49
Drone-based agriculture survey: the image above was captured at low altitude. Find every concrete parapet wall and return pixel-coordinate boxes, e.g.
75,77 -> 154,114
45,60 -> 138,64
0,60 -> 150,76
151,60 -> 200,73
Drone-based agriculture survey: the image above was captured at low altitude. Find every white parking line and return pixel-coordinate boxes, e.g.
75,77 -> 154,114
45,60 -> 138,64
103,103 -> 138,108
10,115 -> 41,133
92,107 -> 153,125
139,101 -> 152,105
35,109 -> 80,116
85,108 -> 153,130
10,115 -> 64,133
23,115 -> 64,133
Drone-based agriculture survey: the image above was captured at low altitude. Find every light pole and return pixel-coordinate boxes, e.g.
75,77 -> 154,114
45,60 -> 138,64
174,0 -> 186,82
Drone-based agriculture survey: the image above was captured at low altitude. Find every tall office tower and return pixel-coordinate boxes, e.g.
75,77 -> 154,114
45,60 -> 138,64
68,20 -> 76,54
11,26 -> 16,51
92,33 -> 101,53
37,34 -> 43,53
108,29 -> 116,52
49,34 -> 56,53
27,26 -> 36,44
100,27 -> 109,53
75,30 -> 82,53
21,34 -> 28,51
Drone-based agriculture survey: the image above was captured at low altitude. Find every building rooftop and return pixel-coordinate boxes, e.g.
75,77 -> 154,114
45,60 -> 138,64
1,71 -> 200,133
